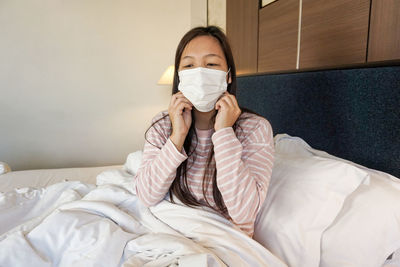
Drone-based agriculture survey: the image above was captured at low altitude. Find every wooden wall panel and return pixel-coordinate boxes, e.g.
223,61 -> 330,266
226,0 -> 259,75
300,0 -> 370,69
368,0 -> 400,62
258,0 -> 299,73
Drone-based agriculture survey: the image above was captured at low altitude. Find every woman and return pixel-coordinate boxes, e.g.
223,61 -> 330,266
134,26 -> 274,237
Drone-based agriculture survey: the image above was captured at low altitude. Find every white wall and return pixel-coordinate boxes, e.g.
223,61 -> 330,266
208,0 -> 226,32
0,0 -> 201,170
191,0 -> 207,28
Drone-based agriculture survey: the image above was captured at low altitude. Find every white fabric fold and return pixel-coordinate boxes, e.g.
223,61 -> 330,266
0,170 -> 286,267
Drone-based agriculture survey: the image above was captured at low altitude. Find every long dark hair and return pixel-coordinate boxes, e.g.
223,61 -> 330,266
145,26 -> 259,218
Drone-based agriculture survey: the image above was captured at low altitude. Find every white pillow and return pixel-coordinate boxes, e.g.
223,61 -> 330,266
123,150 -> 143,176
0,162 -> 11,175
317,163 -> 400,266
268,134 -> 400,267
253,134 -> 369,267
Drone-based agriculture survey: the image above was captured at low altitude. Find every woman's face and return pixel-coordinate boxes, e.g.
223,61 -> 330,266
179,35 -> 229,73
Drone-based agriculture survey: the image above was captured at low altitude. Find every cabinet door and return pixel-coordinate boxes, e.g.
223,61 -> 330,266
300,0 -> 370,69
368,0 -> 400,62
226,0 -> 259,75
258,0 -> 299,73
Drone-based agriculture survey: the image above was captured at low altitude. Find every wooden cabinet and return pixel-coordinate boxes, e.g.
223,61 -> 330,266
368,0 -> 400,62
300,0 -> 370,69
226,0 -> 259,75
258,0 -> 299,72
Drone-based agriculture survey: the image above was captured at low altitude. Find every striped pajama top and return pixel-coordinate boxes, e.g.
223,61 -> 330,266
134,110 -> 274,236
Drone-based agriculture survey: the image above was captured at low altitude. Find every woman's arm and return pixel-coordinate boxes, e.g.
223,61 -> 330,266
135,91 -> 192,207
134,113 -> 188,207
212,118 -> 274,236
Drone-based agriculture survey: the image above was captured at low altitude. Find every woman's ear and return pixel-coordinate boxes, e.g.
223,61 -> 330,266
228,72 -> 232,84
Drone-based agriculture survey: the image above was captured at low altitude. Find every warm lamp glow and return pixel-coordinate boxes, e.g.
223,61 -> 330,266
158,65 -> 175,85
262,0 -> 277,6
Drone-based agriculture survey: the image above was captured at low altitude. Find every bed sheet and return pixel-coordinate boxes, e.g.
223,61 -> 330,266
384,250 -> 400,267
0,165 -> 123,193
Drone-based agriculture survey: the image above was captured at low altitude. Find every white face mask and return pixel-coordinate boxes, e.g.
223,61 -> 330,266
178,67 -> 229,112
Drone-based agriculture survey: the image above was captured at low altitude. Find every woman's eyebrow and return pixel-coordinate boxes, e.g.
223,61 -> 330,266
182,55 -> 194,60
182,54 -> 222,60
204,53 -> 222,59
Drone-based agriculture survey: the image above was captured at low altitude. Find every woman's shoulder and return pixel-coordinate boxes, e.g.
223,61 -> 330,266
148,110 -> 172,137
235,111 -> 273,143
237,111 -> 272,131
151,110 -> 170,123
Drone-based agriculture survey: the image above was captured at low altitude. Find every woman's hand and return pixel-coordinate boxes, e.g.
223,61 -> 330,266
168,92 -> 193,151
214,92 -> 241,131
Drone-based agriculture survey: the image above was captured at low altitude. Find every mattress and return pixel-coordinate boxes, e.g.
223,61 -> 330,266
0,165 -> 123,193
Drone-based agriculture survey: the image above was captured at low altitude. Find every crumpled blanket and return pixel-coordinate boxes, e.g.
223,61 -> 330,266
0,169 -> 286,267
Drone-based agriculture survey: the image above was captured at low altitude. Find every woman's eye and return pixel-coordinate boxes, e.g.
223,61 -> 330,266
207,63 -> 218,67
182,64 -> 193,69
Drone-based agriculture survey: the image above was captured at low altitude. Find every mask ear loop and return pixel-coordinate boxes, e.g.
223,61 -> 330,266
226,67 -> 231,84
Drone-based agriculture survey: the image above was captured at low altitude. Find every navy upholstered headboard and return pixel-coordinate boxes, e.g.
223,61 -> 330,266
236,66 -> 400,178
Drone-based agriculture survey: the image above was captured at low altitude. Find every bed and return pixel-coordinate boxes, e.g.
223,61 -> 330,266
0,65 -> 399,266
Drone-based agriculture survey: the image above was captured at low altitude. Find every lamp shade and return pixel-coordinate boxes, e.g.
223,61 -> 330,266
158,65 -> 175,85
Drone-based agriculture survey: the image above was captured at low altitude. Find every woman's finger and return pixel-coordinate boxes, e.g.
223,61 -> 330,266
218,93 -> 236,109
176,102 -> 192,114
223,95 -> 236,108
170,93 -> 189,106
222,92 -> 240,110
172,92 -> 191,104
173,97 -> 192,110
215,98 -> 222,110
171,91 -> 186,99
216,98 -> 229,110
228,94 -> 240,109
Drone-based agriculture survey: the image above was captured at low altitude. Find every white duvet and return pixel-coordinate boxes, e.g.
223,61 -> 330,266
0,169 -> 286,267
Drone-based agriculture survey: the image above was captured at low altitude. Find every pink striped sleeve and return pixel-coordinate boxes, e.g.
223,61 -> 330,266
211,117 -> 274,236
134,112 -> 187,207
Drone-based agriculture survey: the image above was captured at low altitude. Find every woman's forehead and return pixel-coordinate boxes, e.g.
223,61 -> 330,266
182,35 -> 225,58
